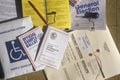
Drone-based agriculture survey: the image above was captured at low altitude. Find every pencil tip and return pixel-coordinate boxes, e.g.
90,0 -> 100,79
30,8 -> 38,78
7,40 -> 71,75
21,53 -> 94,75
28,1 -> 31,3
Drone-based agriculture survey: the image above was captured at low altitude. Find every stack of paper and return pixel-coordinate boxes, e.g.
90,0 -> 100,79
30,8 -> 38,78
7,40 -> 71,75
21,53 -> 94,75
0,0 -> 120,80
45,26 -> 120,80
18,26 -> 69,70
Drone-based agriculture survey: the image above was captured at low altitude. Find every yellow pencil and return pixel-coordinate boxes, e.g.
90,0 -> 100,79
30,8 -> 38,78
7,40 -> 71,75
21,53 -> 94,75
28,1 -> 48,25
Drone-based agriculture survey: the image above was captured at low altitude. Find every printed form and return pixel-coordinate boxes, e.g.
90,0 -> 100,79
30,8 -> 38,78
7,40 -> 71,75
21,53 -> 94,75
45,33 -> 104,80
45,26 -> 120,80
0,0 -> 17,22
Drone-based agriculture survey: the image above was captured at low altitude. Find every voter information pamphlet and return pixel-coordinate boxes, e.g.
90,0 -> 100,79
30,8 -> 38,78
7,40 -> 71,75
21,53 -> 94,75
18,27 -> 44,71
0,17 -> 33,79
36,26 -> 69,69
69,0 -> 106,30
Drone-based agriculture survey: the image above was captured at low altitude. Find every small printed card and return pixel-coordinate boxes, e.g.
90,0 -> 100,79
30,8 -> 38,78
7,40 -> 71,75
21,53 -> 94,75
18,27 -> 44,71
36,26 -> 69,69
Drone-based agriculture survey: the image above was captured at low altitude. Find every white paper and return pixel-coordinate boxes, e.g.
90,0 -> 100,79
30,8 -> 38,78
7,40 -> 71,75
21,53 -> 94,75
36,26 -> 69,69
0,17 -> 33,79
45,34 -> 104,80
45,26 -> 120,80
74,33 -> 92,54
72,32 -> 105,80
71,26 -> 120,79
18,27 -> 44,71
0,0 -> 17,22
69,0 -> 106,30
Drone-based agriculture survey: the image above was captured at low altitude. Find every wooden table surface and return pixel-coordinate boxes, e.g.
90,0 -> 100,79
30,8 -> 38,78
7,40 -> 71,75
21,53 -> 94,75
106,0 -> 120,79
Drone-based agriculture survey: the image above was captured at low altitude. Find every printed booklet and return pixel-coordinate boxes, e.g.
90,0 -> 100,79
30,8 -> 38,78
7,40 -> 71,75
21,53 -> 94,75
0,17 -> 34,79
18,27 -> 44,71
69,0 -> 106,30
36,26 -> 69,69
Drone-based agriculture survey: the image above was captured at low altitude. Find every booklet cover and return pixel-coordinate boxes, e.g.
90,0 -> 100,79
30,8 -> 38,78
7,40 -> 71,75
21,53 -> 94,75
18,27 -> 44,71
69,0 -> 106,30
0,17 -> 34,79
36,26 -> 69,69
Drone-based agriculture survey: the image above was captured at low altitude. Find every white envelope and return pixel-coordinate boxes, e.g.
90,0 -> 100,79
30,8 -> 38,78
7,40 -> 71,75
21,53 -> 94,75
0,17 -> 33,79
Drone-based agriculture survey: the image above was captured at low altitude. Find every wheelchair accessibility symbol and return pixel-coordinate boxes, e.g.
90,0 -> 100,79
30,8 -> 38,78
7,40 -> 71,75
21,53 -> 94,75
6,39 -> 27,63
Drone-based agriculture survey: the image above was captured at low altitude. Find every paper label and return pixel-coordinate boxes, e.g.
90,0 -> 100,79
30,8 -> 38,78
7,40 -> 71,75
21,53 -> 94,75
75,33 -> 92,55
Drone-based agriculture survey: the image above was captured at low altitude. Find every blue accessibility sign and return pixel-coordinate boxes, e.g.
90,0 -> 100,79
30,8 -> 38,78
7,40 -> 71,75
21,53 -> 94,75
5,39 -> 27,63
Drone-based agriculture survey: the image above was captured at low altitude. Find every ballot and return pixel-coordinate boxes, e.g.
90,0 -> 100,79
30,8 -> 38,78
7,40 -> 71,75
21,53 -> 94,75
45,26 -> 120,80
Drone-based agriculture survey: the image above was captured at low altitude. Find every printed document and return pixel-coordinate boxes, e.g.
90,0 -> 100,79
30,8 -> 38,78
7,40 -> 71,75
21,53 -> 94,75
36,26 -> 69,69
0,0 -> 17,22
18,27 -> 44,71
0,17 -> 33,79
69,0 -> 106,30
22,0 -> 71,28
45,26 -> 120,80
46,0 -> 71,28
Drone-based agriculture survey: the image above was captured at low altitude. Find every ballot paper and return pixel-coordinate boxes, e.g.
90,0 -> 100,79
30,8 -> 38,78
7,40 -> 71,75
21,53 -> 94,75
0,17 -> 33,79
18,27 -> 44,71
0,0 -> 17,22
45,26 -> 120,80
36,26 -> 69,69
